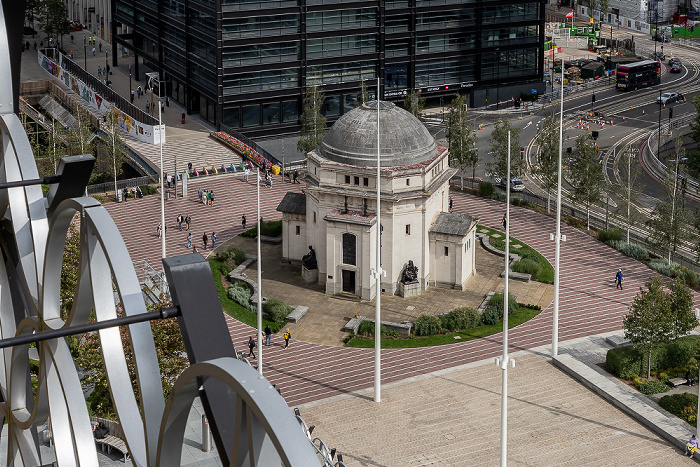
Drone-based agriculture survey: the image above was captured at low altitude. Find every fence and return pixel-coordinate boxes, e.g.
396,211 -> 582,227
86,175 -> 157,196
133,260 -> 170,303
220,123 -> 282,168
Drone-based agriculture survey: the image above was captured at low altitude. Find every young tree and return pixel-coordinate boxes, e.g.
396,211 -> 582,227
623,276 -> 674,379
39,0 -> 69,47
648,137 -> 692,263
533,113 -> 563,212
103,108 -> 128,199
357,80 -> 369,107
71,106 -> 95,157
487,118 -> 521,182
297,84 -> 326,155
446,94 -> 478,189
667,276 -> 696,336
569,134 -> 604,229
612,144 -> 643,243
403,90 -> 425,122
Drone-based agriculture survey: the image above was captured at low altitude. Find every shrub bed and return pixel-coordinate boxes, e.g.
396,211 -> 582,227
605,240 -> 649,260
606,335 -> 700,379
512,258 -> 540,279
598,228 -> 622,243
218,247 -> 247,274
414,314 -> 442,336
636,380 -> 670,395
647,259 -> 700,287
659,392 -> 698,424
228,283 -> 255,312
241,220 -> 283,238
478,182 -> 494,197
262,299 -> 292,323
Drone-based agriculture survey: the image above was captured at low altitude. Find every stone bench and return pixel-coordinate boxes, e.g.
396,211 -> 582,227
91,416 -> 130,463
260,235 -> 282,244
357,317 -> 413,337
668,377 -> 689,388
342,316 -> 365,334
286,305 -> 309,323
499,270 -> 532,282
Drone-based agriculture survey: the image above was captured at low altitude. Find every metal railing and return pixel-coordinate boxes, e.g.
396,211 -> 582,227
86,175 -> 157,196
133,260 -> 170,302
219,123 -> 282,168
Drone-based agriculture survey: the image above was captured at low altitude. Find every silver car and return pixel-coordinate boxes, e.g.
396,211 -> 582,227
657,92 -> 681,105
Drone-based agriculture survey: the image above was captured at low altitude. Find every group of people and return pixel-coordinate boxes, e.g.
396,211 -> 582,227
176,214 -> 191,231
122,186 -> 143,200
246,327 -> 292,358
198,189 -> 215,205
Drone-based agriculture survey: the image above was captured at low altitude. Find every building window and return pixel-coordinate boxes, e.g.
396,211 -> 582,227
444,246 -> 449,256
363,177 -> 369,186
342,233 -> 357,265
354,176 -> 360,185
282,100 -> 298,122
296,226 -> 301,235
405,224 -> 411,235
406,178 -> 410,186
263,103 -> 280,125
313,212 -> 317,223
345,175 -> 351,184
242,104 -> 260,127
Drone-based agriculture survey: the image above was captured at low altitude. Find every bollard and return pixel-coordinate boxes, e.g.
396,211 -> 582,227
202,415 -> 211,452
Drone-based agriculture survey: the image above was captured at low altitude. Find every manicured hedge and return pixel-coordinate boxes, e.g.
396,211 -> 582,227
606,335 -> 700,379
659,392 -> 698,423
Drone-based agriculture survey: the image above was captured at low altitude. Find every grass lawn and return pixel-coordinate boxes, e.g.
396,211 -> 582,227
345,306 -> 541,348
477,224 -> 554,283
208,257 -> 283,332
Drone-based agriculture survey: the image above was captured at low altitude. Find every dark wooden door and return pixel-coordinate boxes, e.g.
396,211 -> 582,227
342,270 -> 355,294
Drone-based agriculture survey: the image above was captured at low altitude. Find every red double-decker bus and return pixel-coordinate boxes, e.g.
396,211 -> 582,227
616,60 -> 661,90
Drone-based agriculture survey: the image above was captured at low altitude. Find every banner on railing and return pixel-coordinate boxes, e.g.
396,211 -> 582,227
37,50 -> 165,145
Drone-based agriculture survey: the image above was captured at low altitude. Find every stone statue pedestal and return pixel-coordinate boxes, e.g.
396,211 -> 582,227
301,265 -> 318,283
398,281 -> 420,298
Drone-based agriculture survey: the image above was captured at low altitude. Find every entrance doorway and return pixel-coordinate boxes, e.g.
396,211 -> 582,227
342,270 -> 355,294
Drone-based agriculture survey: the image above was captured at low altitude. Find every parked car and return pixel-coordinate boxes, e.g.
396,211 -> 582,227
653,33 -> 671,42
498,177 -> 525,192
650,51 -> 666,61
657,92 -> 682,105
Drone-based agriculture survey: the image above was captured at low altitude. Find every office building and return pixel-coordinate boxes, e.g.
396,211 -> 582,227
112,0 -> 545,137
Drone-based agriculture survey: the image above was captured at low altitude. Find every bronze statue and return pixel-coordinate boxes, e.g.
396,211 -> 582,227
402,260 -> 418,283
302,245 -> 317,270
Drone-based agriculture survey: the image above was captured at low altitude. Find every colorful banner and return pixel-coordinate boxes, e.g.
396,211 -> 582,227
37,50 -> 164,145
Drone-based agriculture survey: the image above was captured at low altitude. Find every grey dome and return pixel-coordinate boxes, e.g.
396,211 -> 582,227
317,101 -> 437,167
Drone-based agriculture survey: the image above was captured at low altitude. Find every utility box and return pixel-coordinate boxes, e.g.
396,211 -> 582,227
581,62 -> 604,80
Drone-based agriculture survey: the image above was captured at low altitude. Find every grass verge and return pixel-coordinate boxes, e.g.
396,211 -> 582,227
477,224 -> 554,283
345,306 -> 540,348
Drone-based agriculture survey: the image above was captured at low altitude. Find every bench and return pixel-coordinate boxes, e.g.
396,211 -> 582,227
668,377 -> 689,388
91,416 -> 130,463
286,306 -> 309,323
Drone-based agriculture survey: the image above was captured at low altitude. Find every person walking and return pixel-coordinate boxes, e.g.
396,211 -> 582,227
166,173 -> 172,189
202,232 -> 208,250
185,215 -> 191,231
264,324 -> 272,346
146,101 -> 150,113
156,223 -> 162,238
241,215 -> 247,228
247,336 -> 256,358
92,46 -> 95,56
99,42 -> 102,53
97,66 -> 102,78
449,197 -> 453,212
244,167 -> 250,182
177,214 -> 183,231
615,268 -> 623,290
211,232 -> 217,250
130,89 -> 135,103
283,329 -> 291,349
137,86 -> 142,98
186,232 -> 192,248
209,190 -> 215,206
293,169 -> 299,183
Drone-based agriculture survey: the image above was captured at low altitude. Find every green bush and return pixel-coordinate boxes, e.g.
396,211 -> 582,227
491,192 -> 506,202
481,305 -> 500,325
262,299 -> 292,324
664,340 -> 696,369
88,171 -> 109,185
606,336 -> 700,379
565,216 -> 582,228
683,269 -> 700,288
659,392 -> 698,423
218,247 -> 247,273
241,220 -> 283,238
646,259 -> 700,287
512,258 -> 541,279
598,228 -> 622,243
489,292 -> 517,317
606,344 -> 648,379
357,320 -> 392,338
478,182 -> 494,197
606,240 -> 649,260
140,185 -> 158,195
637,380 -> 670,395
446,307 -> 481,330
414,314 -> 442,336
521,253 -> 540,263
227,283 -> 255,312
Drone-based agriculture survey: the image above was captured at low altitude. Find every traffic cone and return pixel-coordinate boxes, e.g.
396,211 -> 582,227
601,122 -> 605,129
610,119 -> 614,126
663,102 -> 666,109
622,116 -> 626,122
587,124 -> 590,130
642,109 -> 645,115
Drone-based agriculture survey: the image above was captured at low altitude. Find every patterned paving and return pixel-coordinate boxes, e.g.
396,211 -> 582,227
105,185 -> 676,407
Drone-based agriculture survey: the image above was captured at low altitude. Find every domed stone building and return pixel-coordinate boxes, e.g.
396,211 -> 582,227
277,101 -> 478,300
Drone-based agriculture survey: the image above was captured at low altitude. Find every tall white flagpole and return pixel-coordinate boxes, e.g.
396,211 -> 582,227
159,103 -> 166,259
552,53 -> 565,357
373,78 -> 383,402
257,168 -> 263,375
500,132 -> 512,467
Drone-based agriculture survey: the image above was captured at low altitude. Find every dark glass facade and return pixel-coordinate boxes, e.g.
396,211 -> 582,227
112,0 -> 545,137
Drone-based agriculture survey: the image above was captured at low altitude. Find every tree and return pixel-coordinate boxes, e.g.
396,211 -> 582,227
647,137 -> 692,263
70,106 -> 95,157
612,144 -> 643,243
32,113 -> 68,177
569,134 -> 604,229
623,275 -> 697,378
623,276 -> 674,379
403,90 -> 425,122
357,80 -> 369,107
103,108 -> 128,199
297,84 -> 326,155
486,118 -> 521,182
446,94 -> 478,189
532,113 -> 563,212
39,0 -> 69,47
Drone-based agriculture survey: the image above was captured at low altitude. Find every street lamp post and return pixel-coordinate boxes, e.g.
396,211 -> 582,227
129,65 -> 132,102
658,90 -> 662,159
83,37 -> 86,69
